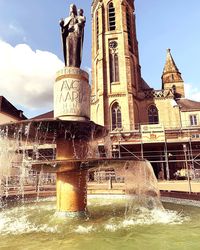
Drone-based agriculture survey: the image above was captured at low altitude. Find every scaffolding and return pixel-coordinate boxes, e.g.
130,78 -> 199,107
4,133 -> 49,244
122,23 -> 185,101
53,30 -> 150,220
99,123 -> 200,181
5,122 -> 200,183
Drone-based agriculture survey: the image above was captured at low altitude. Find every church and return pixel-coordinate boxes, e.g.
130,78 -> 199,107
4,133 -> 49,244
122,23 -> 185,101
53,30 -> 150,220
90,0 -> 200,180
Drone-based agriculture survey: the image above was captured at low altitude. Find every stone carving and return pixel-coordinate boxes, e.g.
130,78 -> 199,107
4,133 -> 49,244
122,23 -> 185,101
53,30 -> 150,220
60,4 -> 86,68
54,67 -> 90,121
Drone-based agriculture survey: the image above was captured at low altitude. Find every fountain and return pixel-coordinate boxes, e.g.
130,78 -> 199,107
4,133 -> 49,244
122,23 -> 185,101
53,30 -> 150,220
0,4 -> 200,249
0,1 -> 164,214
0,2 -> 163,218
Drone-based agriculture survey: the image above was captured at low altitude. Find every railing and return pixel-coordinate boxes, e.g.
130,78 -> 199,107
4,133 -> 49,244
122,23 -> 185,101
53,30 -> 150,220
143,89 -> 174,99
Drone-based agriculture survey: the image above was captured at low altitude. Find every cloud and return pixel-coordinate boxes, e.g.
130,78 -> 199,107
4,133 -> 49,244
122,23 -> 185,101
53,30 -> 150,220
185,83 -> 200,102
0,40 -> 63,111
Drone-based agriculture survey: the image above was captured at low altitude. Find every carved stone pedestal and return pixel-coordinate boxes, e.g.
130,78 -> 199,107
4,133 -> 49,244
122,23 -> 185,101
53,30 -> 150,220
54,67 -> 90,121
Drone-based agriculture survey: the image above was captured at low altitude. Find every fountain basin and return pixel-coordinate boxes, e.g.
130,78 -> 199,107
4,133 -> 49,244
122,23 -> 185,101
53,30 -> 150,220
0,195 -> 199,250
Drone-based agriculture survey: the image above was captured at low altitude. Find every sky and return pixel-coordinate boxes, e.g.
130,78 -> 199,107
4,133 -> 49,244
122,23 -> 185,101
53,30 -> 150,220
0,0 -> 200,118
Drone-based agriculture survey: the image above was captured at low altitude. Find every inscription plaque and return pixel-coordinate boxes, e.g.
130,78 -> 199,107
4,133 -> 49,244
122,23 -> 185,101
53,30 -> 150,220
54,67 -> 90,121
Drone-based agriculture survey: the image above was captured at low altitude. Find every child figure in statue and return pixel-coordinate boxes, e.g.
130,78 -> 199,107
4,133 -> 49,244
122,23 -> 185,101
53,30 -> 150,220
76,9 -> 86,64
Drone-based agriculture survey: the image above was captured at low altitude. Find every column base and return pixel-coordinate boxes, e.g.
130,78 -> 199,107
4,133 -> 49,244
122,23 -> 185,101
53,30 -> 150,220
55,210 -> 87,218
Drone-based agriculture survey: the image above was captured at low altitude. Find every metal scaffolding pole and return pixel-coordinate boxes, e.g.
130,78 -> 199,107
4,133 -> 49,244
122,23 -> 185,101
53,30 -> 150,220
164,131 -> 170,180
183,144 -> 192,194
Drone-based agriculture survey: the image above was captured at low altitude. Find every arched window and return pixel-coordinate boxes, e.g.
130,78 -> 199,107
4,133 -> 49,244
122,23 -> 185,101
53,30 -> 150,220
108,2 -> 116,31
96,11 -> 99,51
148,105 -> 159,124
111,102 -> 122,130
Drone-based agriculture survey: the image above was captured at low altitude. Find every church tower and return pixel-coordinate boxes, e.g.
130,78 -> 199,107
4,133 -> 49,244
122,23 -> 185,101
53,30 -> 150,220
91,0 -> 142,131
162,49 -> 185,98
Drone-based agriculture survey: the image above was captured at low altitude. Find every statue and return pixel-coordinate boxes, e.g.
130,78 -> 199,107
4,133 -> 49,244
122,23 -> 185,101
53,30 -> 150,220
60,4 -> 86,68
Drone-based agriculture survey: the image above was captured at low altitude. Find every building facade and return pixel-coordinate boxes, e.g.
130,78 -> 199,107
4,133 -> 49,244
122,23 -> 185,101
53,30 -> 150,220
0,96 -> 26,125
0,96 -> 27,179
91,0 -> 200,180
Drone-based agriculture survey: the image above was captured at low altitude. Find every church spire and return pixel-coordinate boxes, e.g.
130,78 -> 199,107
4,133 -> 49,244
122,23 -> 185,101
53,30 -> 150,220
162,49 -> 183,85
162,49 -> 185,98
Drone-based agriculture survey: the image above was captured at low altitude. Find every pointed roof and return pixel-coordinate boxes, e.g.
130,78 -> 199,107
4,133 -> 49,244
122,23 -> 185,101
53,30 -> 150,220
141,78 -> 151,90
162,49 -> 183,85
31,110 -> 53,120
163,49 -> 180,74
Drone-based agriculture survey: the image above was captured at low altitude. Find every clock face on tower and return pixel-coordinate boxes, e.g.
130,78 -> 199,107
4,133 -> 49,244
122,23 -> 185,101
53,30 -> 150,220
109,41 -> 118,49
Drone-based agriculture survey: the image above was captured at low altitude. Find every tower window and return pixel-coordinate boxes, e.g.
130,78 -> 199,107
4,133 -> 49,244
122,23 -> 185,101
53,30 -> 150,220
109,40 -> 119,83
96,11 -> 99,51
108,2 -> 116,31
109,53 -> 119,83
172,85 -> 176,92
190,115 -> 198,126
126,7 -> 132,49
148,105 -> 159,124
111,102 -> 122,130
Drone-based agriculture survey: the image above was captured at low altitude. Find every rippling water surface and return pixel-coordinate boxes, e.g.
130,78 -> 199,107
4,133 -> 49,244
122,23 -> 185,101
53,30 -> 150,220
0,196 -> 199,250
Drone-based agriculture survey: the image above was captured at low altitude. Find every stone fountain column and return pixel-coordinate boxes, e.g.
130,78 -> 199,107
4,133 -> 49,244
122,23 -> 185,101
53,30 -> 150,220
54,67 -> 91,217
56,138 -> 88,217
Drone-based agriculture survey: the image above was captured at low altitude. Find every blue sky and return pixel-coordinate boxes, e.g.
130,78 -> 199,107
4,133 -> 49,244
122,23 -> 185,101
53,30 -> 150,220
0,0 -> 200,118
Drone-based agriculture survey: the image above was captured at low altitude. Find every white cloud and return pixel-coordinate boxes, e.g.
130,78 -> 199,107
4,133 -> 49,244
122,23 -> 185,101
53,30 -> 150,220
185,83 -> 200,102
0,40 -> 63,110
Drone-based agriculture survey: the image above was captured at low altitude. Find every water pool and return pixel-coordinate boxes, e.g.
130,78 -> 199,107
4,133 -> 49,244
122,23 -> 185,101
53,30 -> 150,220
0,196 -> 199,250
